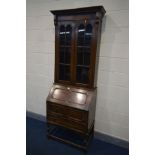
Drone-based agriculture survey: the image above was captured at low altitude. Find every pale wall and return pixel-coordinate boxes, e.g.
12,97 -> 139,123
26,0 -> 129,141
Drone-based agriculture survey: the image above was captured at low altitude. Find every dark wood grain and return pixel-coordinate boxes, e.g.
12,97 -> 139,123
52,6 -> 105,88
47,6 -> 106,150
50,6 -> 106,17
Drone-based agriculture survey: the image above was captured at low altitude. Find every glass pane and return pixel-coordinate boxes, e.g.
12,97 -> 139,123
60,47 -> 71,64
65,47 -> 71,64
59,64 -> 64,80
77,47 -> 83,65
77,47 -> 91,66
85,24 -> 92,46
60,47 -> 65,63
78,24 -> 85,46
66,25 -> 72,45
76,23 -> 93,84
59,24 -> 72,81
76,66 -> 89,84
83,50 -> 90,66
64,65 -> 70,80
59,64 -> 70,81
59,25 -> 65,45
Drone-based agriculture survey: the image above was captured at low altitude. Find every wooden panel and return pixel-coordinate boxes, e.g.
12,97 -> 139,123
47,102 -> 88,133
88,89 -> 97,129
54,17 -> 102,88
52,88 -> 69,101
47,84 -> 96,111
48,119 -> 86,133
47,102 -> 87,121
50,6 -> 106,17
47,6 -> 106,149
69,91 -> 87,105
47,103 -> 65,115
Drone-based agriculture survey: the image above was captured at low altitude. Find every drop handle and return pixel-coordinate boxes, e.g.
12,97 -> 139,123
67,87 -> 70,90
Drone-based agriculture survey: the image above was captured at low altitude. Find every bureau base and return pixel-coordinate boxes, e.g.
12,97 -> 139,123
47,123 -> 94,151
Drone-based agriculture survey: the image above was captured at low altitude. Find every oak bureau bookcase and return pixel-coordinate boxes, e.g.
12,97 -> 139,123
46,6 -> 106,150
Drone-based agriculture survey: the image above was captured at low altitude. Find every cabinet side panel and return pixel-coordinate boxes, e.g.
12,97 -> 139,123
88,89 -> 97,129
94,19 -> 103,88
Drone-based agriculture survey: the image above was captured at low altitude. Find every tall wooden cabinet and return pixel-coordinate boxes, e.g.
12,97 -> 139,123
46,6 -> 106,150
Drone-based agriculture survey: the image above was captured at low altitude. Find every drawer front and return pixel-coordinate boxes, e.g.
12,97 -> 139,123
47,102 -> 88,133
47,102 -> 87,122
47,113 -> 87,133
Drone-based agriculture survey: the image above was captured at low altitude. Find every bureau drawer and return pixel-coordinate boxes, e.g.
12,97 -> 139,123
47,112 -> 87,133
47,102 -> 87,122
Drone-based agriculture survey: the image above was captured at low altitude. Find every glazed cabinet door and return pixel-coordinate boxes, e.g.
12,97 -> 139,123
55,22 -> 75,84
74,20 -> 97,87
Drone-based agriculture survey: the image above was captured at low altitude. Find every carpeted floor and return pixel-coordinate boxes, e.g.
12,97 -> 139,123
26,117 -> 129,155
